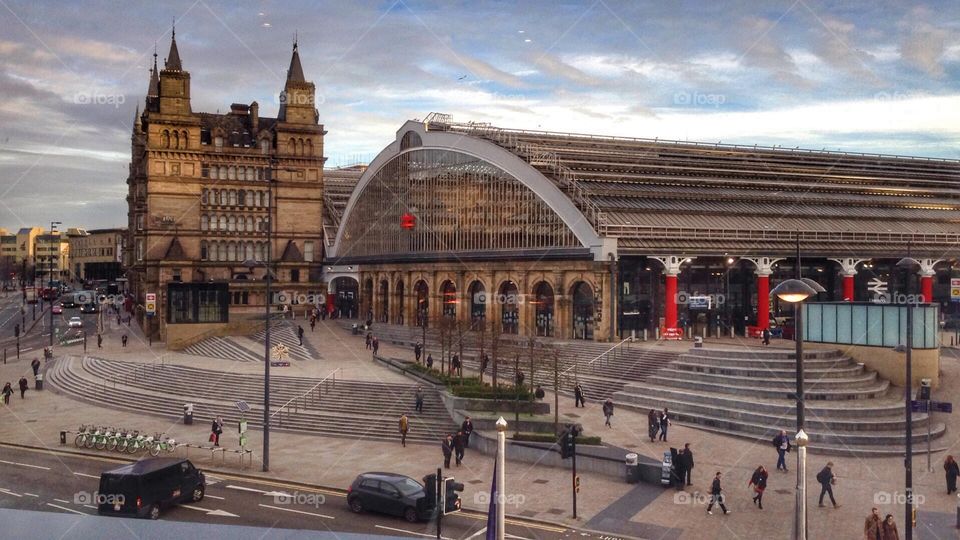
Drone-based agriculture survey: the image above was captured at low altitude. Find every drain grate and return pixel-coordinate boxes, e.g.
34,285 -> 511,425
533,479 -> 549,484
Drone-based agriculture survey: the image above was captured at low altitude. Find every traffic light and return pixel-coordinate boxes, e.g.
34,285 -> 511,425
574,475 -> 581,493
441,477 -> 464,515
14,324 -> 19,338
422,473 -> 438,506
560,429 -> 575,459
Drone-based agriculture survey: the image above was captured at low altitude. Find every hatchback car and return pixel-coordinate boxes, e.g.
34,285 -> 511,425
68,316 -> 83,328
347,472 -> 461,523
51,304 -> 63,314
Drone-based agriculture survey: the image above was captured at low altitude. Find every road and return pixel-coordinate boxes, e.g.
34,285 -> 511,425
0,445 -> 613,540
0,295 -> 113,359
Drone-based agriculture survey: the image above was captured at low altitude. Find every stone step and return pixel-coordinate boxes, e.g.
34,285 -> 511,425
652,367 -> 880,390
690,347 -> 845,360
670,360 -> 865,379
678,353 -> 854,370
643,374 -> 890,401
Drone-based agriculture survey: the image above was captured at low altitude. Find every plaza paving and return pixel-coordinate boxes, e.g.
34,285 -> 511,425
2,315 -> 960,539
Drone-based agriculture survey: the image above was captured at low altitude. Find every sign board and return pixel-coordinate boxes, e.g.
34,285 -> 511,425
238,420 -> 248,434
145,293 -> 157,316
688,296 -> 711,310
911,400 -> 928,413
951,278 -> 960,302
933,401 -> 953,414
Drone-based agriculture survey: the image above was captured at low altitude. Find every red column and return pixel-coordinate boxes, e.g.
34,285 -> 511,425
756,274 -> 770,330
842,275 -> 854,301
665,274 -> 678,330
921,276 -> 933,303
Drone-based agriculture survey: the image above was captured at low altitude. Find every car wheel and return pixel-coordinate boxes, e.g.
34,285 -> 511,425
191,484 -> 204,502
148,504 -> 160,520
403,506 -> 418,523
348,496 -> 363,513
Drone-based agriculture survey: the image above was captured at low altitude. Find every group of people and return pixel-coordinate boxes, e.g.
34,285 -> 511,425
864,507 -> 900,540
1,358 -> 40,405
365,333 -> 380,354
440,419 -> 474,467
647,408 -> 671,442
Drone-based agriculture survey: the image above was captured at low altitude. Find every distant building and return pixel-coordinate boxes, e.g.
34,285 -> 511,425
67,227 -> 125,282
126,30 -> 325,344
33,231 -> 69,284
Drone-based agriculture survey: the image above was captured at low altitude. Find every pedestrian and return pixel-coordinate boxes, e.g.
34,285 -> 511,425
18,377 -> 28,399
399,414 -> 409,447
372,337 -> 379,355
680,443 -> 693,486
648,409 -> 659,442
320,308 -> 327,320
773,429 -> 792,472
97,334 -> 102,349
864,507 -> 882,540
515,370 -> 524,387
659,408 -> 671,441
121,334 -> 128,347
816,461 -> 840,508
762,327 -> 771,346
480,353 -> 489,374
309,318 -> 316,332
441,434 -> 453,469
451,354 -> 461,376
705,472 -> 730,515
602,399 -> 614,427
881,514 -> 900,540
365,333 -> 372,350
748,465 -> 768,509
461,416 -> 474,447
297,325 -> 304,345
415,386 -> 424,413
31,358 -> 40,376
1,382 -> 12,405
574,383 -> 586,407
414,342 -> 422,363
534,385 -> 545,400
945,455 -> 959,494
426,354 -> 434,369
210,415 -> 223,447
453,430 -> 466,466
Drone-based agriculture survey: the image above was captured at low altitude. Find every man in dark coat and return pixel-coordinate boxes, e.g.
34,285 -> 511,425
414,342 -> 422,363
441,435 -> 454,468
18,376 -> 28,399
773,430 -> 792,472
297,325 -> 304,345
679,443 -> 694,486
816,462 -> 839,508
574,383 -> 585,407
461,417 -> 474,448
706,472 -> 730,515
31,358 -> 40,376
453,430 -> 466,466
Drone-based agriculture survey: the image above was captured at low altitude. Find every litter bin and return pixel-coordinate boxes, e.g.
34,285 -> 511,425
660,451 -> 673,486
625,453 -> 640,484
183,403 -> 194,425
34,373 -> 43,391
693,336 -> 703,348
351,324 -> 359,336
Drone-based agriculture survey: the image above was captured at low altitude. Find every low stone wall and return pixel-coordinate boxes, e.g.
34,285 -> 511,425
165,320 -> 260,350
836,344 -> 939,387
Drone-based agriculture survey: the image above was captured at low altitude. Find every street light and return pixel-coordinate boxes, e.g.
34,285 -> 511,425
49,221 -> 61,348
896,256 -> 920,540
770,277 -> 818,540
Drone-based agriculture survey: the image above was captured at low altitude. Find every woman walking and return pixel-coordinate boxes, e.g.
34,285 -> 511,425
648,410 -> 659,442
945,455 -> 960,494
748,465 -> 769,509
881,514 -> 900,540
602,399 -> 614,427
210,416 -> 224,447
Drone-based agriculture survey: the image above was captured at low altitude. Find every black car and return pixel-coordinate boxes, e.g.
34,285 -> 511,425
79,302 -> 98,314
97,458 -> 205,520
347,472 -> 462,523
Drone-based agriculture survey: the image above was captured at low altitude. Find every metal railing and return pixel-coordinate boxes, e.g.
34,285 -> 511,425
598,224 -> 960,244
270,367 -> 342,426
101,354 -> 168,391
559,337 -> 632,381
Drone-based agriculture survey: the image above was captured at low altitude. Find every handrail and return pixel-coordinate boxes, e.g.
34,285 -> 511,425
270,367 -> 342,425
560,337 -> 632,378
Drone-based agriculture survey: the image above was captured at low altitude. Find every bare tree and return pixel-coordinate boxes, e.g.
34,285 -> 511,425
474,317 -> 489,385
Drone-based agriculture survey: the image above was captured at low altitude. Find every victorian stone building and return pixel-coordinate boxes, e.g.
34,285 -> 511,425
126,30 -> 325,343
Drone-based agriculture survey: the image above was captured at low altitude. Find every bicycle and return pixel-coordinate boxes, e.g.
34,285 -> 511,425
106,428 -> 124,451
74,424 -> 89,448
84,426 -> 103,449
148,434 -> 176,456
116,429 -> 134,453
126,431 -> 153,454
94,427 -> 114,450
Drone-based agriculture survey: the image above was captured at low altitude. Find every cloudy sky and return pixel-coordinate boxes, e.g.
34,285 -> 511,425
0,0 -> 958,230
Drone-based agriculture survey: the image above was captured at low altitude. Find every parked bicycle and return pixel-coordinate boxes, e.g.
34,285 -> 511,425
126,431 -> 154,454
148,434 -> 177,456
73,424 -> 89,448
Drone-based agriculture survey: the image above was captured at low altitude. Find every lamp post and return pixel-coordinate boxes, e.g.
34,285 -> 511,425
495,416 -> 507,540
896,256 -> 920,540
770,278 -> 819,540
49,221 -> 61,348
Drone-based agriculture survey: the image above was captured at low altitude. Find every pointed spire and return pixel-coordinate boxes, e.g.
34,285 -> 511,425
134,105 -> 141,129
286,40 -> 305,82
165,21 -> 182,71
147,47 -> 159,97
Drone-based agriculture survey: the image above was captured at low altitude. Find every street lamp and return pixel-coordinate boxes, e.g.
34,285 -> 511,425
49,221 -> 61,348
896,256 -> 920,540
770,278 -> 819,540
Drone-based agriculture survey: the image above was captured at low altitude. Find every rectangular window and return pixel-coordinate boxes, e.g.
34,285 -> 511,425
201,164 -> 209,178
136,215 -> 144,231
166,283 -> 228,324
291,269 -> 300,283
136,239 -> 144,261
303,241 -> 314,262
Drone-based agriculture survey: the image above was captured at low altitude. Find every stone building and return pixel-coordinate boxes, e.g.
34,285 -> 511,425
126,30 -> 325,343
66,228 -> 125,282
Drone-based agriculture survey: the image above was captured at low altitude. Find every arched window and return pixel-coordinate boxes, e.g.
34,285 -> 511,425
219,166 -> 227,179
180,130 -> 188,149
201,189 -> 208,204
200,240 -> 208,260
161,130 -> 170,148
305,139 -> 313,156
172,131 -> 180,150
219,216 -> 227,231
228,190 -> 237,206
255,217 -> 263,232
214,136 -> 223,150
238,191 -> 246,206
256,192 -> 263,207
218,243 -> 227,261
228,216 -> 236,232
248,190 -> 256,207
246,167 -> 255,181
297,138 -> 305,156
245,216 -> 254,232
210,166 -> 218,180
228,242 -> 237,261
245,242 -> 254,261
218,190 -> 227,205
260,139 -> 270,155
200,215 -> 208,231
264,191 -> 270,208
228,166 -> 236,180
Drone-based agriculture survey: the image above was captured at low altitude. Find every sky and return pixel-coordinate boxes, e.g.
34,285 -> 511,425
0,0 -> 958,231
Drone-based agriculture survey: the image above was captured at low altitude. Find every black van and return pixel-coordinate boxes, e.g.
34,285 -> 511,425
97,458 -> 205,520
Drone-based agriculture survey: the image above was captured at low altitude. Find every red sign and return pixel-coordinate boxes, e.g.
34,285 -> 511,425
401,213 -> 416,230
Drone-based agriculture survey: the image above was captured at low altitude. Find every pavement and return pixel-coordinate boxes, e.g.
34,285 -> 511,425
2,312 -> 960,539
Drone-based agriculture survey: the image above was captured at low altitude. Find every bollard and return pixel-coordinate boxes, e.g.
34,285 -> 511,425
655,327 -> 660,340
730,326 -> 735,339
60,431 -> 66,445
956,493 -> 960,529
643,328 -> 648,342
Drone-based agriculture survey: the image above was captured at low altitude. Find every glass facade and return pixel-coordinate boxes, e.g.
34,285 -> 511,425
166,282 -> 229,324
338,149 -> 581,258
804,302 -> 939,349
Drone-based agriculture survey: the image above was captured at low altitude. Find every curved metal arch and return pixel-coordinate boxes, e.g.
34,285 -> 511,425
330,121 -> 604,259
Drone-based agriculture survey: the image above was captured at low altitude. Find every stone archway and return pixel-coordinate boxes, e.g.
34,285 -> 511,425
440,280 -> 457,319
533,281 -> 555,337
468,280 -> 486,328
414,280 -> 429,327
331,276 -> 359,319
498,280 -> 520,334
571,281 -> 595,340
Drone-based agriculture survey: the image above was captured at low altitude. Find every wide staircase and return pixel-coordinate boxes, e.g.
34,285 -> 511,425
613,347 -> 947,456
343,321 -> 678,401
182,321 -> 319,363
45,355 -> 457,444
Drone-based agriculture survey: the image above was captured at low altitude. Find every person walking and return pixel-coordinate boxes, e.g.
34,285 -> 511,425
1,382 -> 12,405
748,465 -> 769,509
441,434 -> 453,469
297,325 -> 304,346
211,416 -> 224,447
426,354 -> 434,369
18,377 -> 28,399
461,417 -> 474,448
480,353 -> 489,375
816,462 -> 840,508
97,334 -> 102,349
398,414 -> 409,447
864,507 -> 883,540
659,408 -> 671,441
365,333 -> 372,350
945,455 -> 959,494
679,443 -> 695,486
534,385 -> 545,400
705,472 -> 730,515
372,337 -> 379,355
762,327 -> 771,346
31,358 -> 40,377
773,430 -> 792,472
121,334 -> 128,347
415,386 -> 424,413
602,399 -> 614,427
881,514 -> 900,540
574,383 -> 586,407
309,316 -> 316,332
414,342 -> 422,363
451,354 -> 462,377
648,410 -> 659,442
453,430 -> 466,466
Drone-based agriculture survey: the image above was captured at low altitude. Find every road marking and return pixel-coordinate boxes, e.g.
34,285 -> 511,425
466,528 -> 487,539
204,494 -> 225,500
47,503 -> 87,515
258,503 -> 333,519
225,484 -> 267,494
23,492 -> 38,497
0,459 -> 50,470
83,504 -> 97,509
375,525 -> 452,539
180,504 -> 239,517
0,489 -> 22,497
506,534 -> 535,540
54,498 -> 70,504
72,472 -> 100,479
